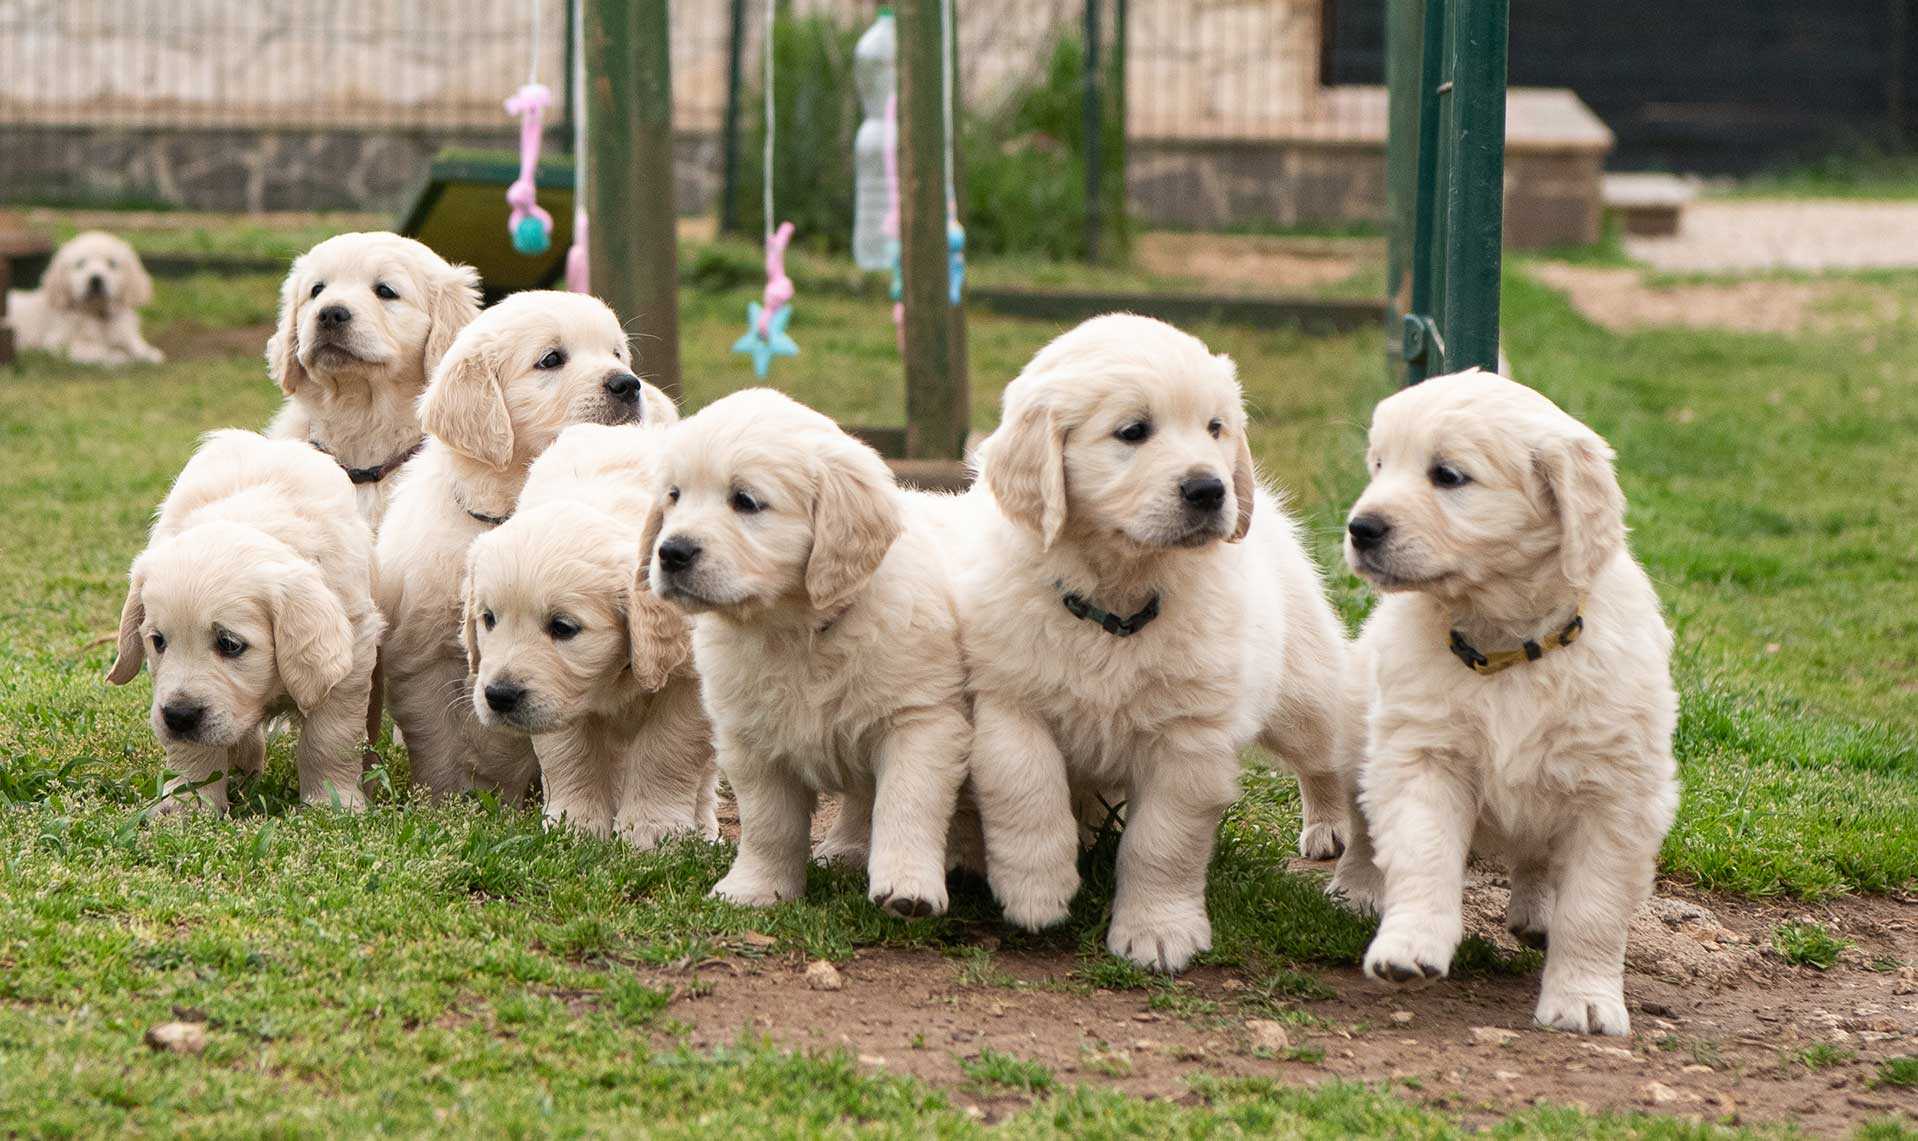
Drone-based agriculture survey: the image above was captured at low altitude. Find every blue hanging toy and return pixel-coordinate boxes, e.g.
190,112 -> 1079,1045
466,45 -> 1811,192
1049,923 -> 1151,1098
734,0 -> 799,377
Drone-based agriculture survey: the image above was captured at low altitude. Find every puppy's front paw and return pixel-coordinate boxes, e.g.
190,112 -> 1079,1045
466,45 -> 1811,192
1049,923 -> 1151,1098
1327,857 -> 1383,916
137,346 -> 166,364
1107,904 -> 1212,974
1363,916 -> 1456,985
711,866 -> 803,908
1298,820 -> 1346,861
811,834 -> 869,867
868,863 -> 949,920
992,863 -> 1079,931
616,815 -> 690,852
1535,984 -> 1630,1036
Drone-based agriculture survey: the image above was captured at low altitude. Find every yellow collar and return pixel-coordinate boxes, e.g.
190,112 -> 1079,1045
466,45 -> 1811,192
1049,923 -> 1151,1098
1448,604 -> 1585,676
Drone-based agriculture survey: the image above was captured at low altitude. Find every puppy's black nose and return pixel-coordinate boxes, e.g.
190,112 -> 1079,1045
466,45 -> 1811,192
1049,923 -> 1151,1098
317,305 -> 352,328
483,682 -> 524,714
1347,513 -> 1391,551
161,702 -> 204,736
604,373 -> 642,403
656,536 -> 701,574
86,274 -> 107,295
1180,476 -> 1227,513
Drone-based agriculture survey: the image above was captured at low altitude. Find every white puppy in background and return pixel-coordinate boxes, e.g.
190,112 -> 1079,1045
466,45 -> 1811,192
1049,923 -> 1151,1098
265,232 -> 482,530
105,430 -> 381,813
1333,368 -> 1678,1037
953,314 -> 1354,973
644,389 -> 971,918
6,231 -> 163,366
379,291 -> 674,803
463,424 -> 718,847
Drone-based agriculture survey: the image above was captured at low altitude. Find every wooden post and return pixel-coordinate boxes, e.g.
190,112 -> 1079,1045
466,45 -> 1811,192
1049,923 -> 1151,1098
898,0 -> 967,460
1082,0 -> 1103,263
586,0 -> 682,397
718,0 -> 747,235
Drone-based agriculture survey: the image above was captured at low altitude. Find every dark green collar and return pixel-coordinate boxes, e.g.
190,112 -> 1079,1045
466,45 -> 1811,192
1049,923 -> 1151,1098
1057,581 -> 1161,638
1449,605 -> 1585,676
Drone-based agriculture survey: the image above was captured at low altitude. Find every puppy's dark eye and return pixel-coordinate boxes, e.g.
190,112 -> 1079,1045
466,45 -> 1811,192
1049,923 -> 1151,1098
1115,421 -> 1152,444
150,632 -> 167,654
1429,463 -> 1471,489
1208,418 -> 1224,439
373,282 -> 399,301
310,283 -> 324,299
481,609 -> 497,631
536,349 -> 566,370
666,486 -> 681,504
108,259 -> 119,270
730,490 -> 762,515
214,630 -> 246,658
546,616 -> 581,641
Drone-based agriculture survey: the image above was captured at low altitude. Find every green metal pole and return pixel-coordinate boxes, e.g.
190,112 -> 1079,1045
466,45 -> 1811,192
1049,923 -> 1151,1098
1082,0 -> 1103,263
1439,0 -> 1507,373
718,0 -> 747,236
1403,0 -> 1448,384
898,0 -> 967,459
586,0 -> 682,397
1383,0 -> 1422,372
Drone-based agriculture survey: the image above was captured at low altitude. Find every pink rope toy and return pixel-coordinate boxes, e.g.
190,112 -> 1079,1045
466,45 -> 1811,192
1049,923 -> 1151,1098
883,94 -> 904,353
734,222 -> 799,376
504,82 -> 554,255
566,206 -> 589,292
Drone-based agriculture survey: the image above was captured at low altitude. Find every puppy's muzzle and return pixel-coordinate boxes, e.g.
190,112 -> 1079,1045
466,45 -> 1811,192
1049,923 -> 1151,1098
161,700 -> 206,739
604,373 -> 642,405
483,681 -> 526,715
1180,475 -> 1227,515
1347,513 -> 1391,552
86,274 -> 108,299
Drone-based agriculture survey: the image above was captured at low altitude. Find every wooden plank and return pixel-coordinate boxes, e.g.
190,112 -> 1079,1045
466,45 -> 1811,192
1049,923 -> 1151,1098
887,458 -> 971,493
896,0 -> 967,460
585,0 -> 682,397
968,285 -> 1386,334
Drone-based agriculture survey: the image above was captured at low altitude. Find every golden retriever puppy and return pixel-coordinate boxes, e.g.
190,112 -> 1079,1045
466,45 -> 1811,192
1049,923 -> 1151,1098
643,389 -> 970,918
1333,368 -> 1678,1037
953,314 -> 1354,973
379,291 -> 674,802
106,430 -> 381,813
265,232 -> 482,529
6,231 -> 163,366
462,424 -> 718,847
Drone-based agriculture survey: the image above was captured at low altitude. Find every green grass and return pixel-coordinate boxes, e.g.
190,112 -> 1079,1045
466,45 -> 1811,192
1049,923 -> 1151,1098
3,234 -> 1918,1132
1873,1057 -> 1918,1089
1771,923 -> 1850,970
960,1048 -> 1057,1095
1795,1042 -> 1855,1071
1712,148 -> 1918,201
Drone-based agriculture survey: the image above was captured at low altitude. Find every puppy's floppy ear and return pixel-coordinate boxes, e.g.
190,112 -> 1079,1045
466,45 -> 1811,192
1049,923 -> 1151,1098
627,542 -> 690,692
422,261 -> 483,379
418,329 -> 514,467
42,241 -> 78,313
105,561 -> 147,685
805,440 -> 904,611
1535,427 -> 1626,589
981,397 -> 1068,549
639,380 -> 679,428
267,560 -> 357,713
636,493 -> 669,592
459,546 -> 483,675
1228,428 -> 1257,544
266,255 -> 310,396
123,245 -> 155,309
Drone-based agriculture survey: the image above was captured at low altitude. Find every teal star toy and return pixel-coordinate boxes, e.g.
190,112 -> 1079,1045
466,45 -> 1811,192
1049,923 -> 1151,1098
733,301 -> 798,378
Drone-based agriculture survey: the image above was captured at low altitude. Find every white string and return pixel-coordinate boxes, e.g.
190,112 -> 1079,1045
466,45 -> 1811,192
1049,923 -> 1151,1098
572,0 -> 586,198
527,0 -> 542,86
763,0 -> 776,243
941,0 -> 955,218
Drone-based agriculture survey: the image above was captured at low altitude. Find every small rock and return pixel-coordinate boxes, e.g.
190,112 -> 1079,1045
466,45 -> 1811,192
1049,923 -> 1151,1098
1245,1019 -> 1291,1052
1132,1038 -> 1159,1051
1132,1011 -> 1162,1023
1681,1063 -> 1715,1075
1642,1081 -> 1682,1106
144,1021 -> 207,1055
804,960 -> 843,991
1582,1042 -> 1640,1062
858,1054 -> 887,1066
1471,1026 -> 1520,1046
988,1001 -> 1007,1018
1220,977 -> 1245,992
740,930 -> 778,948
1494,1069 -> 1522,1083
1389,1010 -> 1414,1024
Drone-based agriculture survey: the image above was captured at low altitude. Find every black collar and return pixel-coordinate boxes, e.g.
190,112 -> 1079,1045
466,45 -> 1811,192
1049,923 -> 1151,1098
1448,604 -> 1586,676
309,436 -> 425,485
1056,581 -> 1161,638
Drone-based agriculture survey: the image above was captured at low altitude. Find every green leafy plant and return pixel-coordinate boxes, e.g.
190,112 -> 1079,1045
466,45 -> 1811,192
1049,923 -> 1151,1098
960,1048 -> 1055,1094
1773,922 -> 1849,969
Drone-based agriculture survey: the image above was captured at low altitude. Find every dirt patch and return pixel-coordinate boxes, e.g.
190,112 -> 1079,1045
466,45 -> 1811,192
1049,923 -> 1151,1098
640,844 -> 1917,1134
1134,232 -> 1375,295
151,322 -> 274,362
1526,262 -> 1901,336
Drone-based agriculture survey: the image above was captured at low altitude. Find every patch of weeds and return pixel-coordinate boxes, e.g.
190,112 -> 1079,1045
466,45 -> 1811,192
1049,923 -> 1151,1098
1284,1045 -> 1327,1064
1872,1056 -> 1918,1089
960,1048 -> 1056,1095
1399,1075 -> 1424,1090
1796,1042 -> 1854,1071
1074,954 -> 1154,992
1773,922 -> 1850,969
548,915 -> 620,961
1240,965 -> 1335,1010
1146,986 -> 1221,1018
1691,1040 -> 1726,1070
604,976 -> 672,1026
1079,1043 -> 1134,1078
1451,935 -> 1543,977
949,945 -> 1015,989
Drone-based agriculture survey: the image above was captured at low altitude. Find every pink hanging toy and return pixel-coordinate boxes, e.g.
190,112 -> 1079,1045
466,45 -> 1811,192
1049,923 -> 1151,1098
505,82 -> 555,255
734,222 -> 799,377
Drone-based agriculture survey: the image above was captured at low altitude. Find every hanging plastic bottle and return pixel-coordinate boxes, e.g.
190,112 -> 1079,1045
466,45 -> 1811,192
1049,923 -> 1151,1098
851,7 -> 897,271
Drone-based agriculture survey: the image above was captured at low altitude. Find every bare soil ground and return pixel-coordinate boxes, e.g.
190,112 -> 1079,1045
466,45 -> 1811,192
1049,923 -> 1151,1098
1625,200 -> 1918,275
1525,262 -> 1903,336
1134,231 -> 1379,295
664,799 -> 1916,1135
